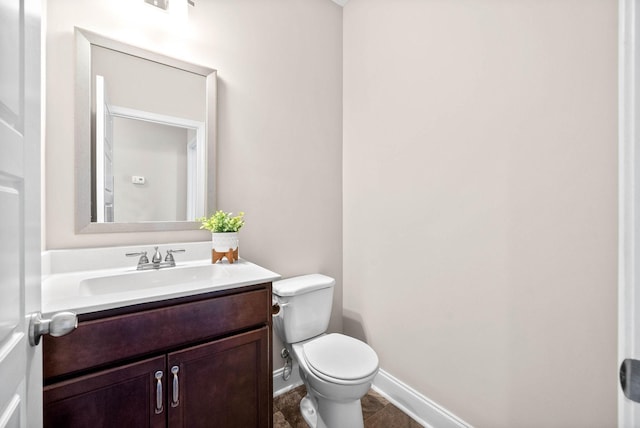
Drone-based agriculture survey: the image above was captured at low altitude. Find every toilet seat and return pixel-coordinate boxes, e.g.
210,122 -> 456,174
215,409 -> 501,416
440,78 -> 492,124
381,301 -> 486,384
301,333 -> 379,384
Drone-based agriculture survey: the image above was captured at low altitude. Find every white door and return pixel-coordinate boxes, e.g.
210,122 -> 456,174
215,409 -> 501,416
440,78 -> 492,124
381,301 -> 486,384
0,0 -> 42,427
95,75 -> 114,222
620,0 -> 640,426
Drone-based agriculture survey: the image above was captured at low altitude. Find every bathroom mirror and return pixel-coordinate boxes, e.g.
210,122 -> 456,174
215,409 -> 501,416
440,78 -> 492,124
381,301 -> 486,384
75,28 -> 216,233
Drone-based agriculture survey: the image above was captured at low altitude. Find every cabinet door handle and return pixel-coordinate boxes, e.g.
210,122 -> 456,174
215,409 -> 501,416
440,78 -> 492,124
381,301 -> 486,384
155,371 -> 164,414
171,365 -> 180,407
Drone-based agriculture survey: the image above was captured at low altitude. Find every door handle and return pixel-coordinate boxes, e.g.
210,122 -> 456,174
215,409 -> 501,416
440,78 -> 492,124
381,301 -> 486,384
621,359 -> 640,402
28,311 -> 77,346
171,365 -> 180,407
155,371 -> 164,414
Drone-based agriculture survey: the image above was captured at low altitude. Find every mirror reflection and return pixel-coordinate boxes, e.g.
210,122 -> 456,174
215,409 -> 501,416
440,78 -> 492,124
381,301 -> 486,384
91,44 -> 206,223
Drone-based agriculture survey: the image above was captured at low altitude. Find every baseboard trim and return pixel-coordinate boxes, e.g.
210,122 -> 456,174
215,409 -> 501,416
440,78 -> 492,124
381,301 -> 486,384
272,366 -> 471,428
372,369 -> 471,428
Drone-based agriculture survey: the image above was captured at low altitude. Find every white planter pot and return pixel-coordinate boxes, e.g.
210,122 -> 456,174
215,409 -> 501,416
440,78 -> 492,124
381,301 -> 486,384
211,232 -> 239,252
211,232 -> 239,263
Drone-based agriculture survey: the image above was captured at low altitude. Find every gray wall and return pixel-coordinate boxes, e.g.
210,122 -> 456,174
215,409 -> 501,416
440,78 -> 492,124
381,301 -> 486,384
343,0 -> 618,426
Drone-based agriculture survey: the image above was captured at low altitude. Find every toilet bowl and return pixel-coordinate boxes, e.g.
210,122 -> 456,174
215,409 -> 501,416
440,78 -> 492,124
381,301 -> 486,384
292,334 -> 378,427
272,274 -> 379,428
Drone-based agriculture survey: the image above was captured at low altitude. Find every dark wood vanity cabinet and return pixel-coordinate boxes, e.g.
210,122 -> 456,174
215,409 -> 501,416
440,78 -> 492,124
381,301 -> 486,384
43,284 -> 273,428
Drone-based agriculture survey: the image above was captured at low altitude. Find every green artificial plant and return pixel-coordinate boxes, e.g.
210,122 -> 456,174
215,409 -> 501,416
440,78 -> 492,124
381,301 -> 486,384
199,210 -> 245,233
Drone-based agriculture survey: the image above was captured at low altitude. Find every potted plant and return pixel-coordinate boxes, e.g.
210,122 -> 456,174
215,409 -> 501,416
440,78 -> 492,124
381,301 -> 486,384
199,210 -> 245,264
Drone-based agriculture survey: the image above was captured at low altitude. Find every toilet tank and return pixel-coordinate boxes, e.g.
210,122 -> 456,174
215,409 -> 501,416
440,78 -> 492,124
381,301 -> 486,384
272,274 -> 335,344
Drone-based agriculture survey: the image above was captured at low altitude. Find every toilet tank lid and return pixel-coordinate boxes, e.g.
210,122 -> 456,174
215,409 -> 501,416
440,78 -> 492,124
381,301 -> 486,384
272,274 -> 335,297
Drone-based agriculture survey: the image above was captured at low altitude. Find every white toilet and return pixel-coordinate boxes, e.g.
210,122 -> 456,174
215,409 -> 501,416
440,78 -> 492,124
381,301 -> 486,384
272,274 -> 379,428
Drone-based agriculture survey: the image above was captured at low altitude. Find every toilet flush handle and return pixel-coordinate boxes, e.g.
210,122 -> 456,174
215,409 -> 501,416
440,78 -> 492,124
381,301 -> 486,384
272,303 -> 280,316
271,299 -> 288,317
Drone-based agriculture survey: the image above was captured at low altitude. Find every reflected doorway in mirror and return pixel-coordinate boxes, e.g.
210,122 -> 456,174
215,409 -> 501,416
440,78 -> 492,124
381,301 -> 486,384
94,86 -> 206,223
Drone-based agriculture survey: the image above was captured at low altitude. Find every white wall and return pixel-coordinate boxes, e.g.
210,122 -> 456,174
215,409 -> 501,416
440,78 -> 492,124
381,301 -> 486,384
45,0 -> 343,362
343,0 -> 618,427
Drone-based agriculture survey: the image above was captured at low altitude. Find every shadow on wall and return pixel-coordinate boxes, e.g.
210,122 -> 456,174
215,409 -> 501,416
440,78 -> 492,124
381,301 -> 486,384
343,310 -> 368,343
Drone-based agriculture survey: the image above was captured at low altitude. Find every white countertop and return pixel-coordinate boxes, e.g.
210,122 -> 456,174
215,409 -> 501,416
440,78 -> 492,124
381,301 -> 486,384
42,257 -> 281,316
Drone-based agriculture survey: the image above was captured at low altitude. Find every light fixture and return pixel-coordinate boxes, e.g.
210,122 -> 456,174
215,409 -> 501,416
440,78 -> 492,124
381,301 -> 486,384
144,0 -> 169,10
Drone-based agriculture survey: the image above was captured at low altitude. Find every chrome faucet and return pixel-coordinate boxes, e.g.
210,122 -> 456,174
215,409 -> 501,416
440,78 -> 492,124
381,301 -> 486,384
126,247 -> 186,270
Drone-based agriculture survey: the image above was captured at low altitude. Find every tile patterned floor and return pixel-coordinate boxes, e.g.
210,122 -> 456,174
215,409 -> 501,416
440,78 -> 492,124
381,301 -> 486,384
273,385 -> 423,427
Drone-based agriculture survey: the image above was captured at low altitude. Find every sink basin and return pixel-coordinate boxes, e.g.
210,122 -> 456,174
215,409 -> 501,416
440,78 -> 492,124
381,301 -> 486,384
79,264 -> 230,296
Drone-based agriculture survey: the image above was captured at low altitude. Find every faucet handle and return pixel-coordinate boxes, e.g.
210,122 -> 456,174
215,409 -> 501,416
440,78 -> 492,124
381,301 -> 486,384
126,251 -> 149,269
165,249 -> 186,263
126,251 -> 149,264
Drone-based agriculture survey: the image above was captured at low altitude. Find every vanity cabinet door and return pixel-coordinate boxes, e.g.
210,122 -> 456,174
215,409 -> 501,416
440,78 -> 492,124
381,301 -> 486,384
43,355 -> 167,428
167,327 -> 270,428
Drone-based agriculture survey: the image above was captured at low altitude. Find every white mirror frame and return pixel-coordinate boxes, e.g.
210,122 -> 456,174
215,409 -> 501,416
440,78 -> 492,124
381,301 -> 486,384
75,27 -> 217,233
